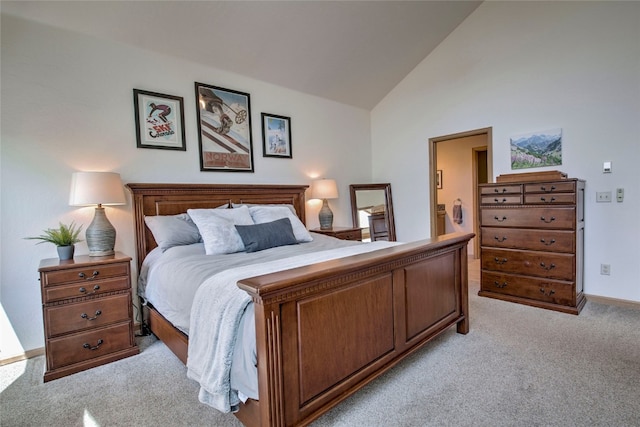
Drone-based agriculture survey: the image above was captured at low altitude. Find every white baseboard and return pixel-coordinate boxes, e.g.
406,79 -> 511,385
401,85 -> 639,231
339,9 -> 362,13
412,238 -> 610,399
0,347 -> 45,367
585,294 -> 640,309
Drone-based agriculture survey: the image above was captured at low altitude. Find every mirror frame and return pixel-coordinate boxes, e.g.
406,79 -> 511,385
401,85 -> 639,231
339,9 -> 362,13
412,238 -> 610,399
349,183 -> 396,241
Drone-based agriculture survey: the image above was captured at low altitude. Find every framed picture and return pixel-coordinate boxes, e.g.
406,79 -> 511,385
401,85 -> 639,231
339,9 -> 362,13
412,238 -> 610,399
195,82 -> 254,172
510,128 -> 562,170
133,89 -> 186,151
261,113 -> 292,158
436,170 -> 443,189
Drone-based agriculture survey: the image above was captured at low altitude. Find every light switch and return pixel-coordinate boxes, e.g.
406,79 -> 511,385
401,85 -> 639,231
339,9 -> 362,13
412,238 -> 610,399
603,161 -> 612,173
617,188 -> 624,202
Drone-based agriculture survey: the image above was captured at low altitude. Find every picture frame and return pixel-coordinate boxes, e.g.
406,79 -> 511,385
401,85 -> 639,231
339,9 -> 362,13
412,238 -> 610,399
436,170 -> 443,189
261,113 -> 292,158
510,128 -> 562,170
133,89 -> 186,151
194,82 -> 254,172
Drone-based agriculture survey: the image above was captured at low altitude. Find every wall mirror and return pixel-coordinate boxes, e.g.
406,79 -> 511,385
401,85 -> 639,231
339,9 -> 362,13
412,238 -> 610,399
349,183 -> 396,241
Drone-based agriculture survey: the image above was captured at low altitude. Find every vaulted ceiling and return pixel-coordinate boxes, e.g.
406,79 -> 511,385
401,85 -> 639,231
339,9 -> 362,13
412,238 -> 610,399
2,1 -> 482,110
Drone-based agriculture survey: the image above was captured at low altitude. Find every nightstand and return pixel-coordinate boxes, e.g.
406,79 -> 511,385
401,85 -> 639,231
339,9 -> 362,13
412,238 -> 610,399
38,252 -> 138,382
311,226 -> 363,241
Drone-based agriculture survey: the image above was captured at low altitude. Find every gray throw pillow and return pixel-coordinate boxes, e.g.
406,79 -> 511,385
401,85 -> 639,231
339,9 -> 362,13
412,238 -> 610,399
235,217 -> 298,253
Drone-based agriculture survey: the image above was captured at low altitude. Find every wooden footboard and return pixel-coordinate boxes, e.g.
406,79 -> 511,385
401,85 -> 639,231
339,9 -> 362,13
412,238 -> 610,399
237,232 -> 473,427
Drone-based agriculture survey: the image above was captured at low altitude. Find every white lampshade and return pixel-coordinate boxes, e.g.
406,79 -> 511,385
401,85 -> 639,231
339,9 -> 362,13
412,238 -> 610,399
69,172 -> 126,206
69,171 -> 125,257
311,179 -> 339,200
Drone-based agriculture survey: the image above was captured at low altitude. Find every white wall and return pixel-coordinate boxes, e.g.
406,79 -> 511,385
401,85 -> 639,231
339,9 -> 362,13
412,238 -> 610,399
372,2 -> 640,302
0,15 -> 372,358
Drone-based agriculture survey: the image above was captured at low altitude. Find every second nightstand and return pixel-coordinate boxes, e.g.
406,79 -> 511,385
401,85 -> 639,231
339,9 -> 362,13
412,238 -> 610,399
311,226 -> 362,241
38,252 -> 138,382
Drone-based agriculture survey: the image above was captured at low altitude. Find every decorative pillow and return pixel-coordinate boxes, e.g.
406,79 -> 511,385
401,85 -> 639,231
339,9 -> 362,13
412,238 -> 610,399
248,205 -> 313,242
235,218 -> 298,253
187,205 -> 255,255
232,203 -> 297,215
144,213 -> 201,252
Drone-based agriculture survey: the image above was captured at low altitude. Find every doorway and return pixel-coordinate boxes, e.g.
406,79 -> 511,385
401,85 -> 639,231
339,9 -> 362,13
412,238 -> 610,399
428,127 -> 492,259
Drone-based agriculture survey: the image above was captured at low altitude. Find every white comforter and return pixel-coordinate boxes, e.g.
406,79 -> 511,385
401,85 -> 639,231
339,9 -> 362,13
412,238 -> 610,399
185,240 -> 397,413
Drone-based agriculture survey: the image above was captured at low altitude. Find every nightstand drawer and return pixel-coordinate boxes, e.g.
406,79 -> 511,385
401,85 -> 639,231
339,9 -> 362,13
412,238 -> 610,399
42,263 -> 129,287
43,276 -> 130,303
339,230 -> 363,241
47,322 -> 133,370
45,293 -> 131,337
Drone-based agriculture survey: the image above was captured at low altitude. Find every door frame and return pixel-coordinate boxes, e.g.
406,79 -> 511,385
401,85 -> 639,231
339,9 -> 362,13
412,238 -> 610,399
428,127 -> 493,258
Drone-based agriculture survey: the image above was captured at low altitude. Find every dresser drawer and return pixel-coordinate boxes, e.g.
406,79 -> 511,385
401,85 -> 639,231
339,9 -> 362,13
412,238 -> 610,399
482,248 -> 575,281
481,227 -> 575,253
43,276 -> 130,303
339,230 -> 363,241
47,322 -> 134,370
524,181 -> 576,194
45,293 -> 131,337
481,195 -> 522,205
524,193 -> 575,205
480,184 -> 522,195
481,271 -> 574,306
481,207 -> 576,229
42,263 -> 129,287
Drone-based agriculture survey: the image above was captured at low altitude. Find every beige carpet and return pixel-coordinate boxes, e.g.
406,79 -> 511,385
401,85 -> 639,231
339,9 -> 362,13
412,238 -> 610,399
2,259 -> 639,426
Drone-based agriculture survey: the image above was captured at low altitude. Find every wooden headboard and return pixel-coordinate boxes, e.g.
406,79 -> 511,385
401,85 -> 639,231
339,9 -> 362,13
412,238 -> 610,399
125,183 -> 308,271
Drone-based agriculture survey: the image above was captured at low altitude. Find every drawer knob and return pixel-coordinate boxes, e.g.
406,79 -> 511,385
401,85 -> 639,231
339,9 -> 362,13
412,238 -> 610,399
493,188 -> 508,194
82,339 -> 104,351
540,185 -> 556,193
540,238 -> 556,246
79,271 -> 99,280
540,216 -> 556,223
80,310 -> 102,321
539,262 -> 556,271
78,284 -> 101,294
494,257 -> 508,265
540,288 -> 556,296
493,281 -> 507,288
494,216 -> 507,222
494,198 -> 507,204
540,197 -> 556,203
494,236 -> 507,242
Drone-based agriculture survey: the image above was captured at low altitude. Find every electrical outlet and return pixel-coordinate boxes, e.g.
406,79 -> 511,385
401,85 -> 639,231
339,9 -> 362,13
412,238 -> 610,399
596,191 -> 612,202
600,264 -> 611,275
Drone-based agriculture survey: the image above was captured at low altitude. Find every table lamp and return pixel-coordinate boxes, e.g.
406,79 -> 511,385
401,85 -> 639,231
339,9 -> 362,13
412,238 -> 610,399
69,171 -> 126,256
311,179 -> 338,230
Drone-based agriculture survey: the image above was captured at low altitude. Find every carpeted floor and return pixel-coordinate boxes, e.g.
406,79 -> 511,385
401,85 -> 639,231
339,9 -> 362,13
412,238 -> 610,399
2,260 -> 639,426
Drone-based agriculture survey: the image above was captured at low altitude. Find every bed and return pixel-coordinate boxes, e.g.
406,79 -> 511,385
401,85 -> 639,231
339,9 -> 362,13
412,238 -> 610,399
126,183 -> 474,427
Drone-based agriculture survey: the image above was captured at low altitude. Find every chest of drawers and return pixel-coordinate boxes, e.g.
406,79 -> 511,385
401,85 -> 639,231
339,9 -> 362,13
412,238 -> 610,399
39,252 -> 138,381
478,177 -> 586,314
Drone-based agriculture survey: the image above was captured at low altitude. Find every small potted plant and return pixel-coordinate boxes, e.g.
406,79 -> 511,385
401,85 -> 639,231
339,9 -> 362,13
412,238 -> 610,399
26,221 -> 83,260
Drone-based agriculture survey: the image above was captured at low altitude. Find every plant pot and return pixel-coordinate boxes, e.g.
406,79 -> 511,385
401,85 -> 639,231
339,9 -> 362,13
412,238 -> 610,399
57,245 -> 75,261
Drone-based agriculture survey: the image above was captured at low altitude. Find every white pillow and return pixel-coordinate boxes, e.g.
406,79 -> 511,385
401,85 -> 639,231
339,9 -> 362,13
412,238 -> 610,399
248,205 -> 313,243
187,205 -> 254,254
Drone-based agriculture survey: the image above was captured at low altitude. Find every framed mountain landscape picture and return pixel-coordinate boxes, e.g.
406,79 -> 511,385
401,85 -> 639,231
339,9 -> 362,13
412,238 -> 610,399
510,128 -> 562,170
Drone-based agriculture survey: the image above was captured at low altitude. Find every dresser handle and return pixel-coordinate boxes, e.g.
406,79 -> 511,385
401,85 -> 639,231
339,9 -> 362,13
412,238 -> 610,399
494,198 -> 507,204
79,271 -> 99,280
540,197 -> 556,203
493,188 -> 508,194
494,257 -> 508,264
83,339 -> 104,351
494,281 -> 507,288
540,288 -> 556,296
540,185 -> 556,192
78,284 -> 101,294
494,236 -> 507,242
494,216 -> 507,222
80,310 -> 102,321
540,262 -> 556,271
540,238 -> 556,246
540,216 -> 556,223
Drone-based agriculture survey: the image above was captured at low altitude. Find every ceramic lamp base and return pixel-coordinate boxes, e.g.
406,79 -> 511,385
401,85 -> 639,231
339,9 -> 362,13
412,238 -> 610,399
318,199 -> 334,230
86,207 -> 116,257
